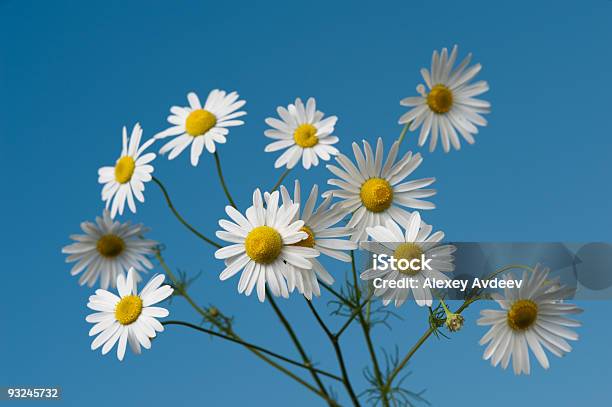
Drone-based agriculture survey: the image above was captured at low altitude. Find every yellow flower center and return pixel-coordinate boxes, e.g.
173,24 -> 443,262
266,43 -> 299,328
115,295 -> 143,325
185,109 -> 217,136
293,124 -> 319,148
360,178 -> 394,213
293,226 -> 316,248
114,156 -> 135,184
96,234 -> 125,258
245,226 -> 283,264
394,243 -> 424,276
427,84 -> 454,114
507,299 -> 538,331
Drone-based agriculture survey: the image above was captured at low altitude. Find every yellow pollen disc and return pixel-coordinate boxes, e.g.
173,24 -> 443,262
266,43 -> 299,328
185,109 -> 217,136
427,84 -> 454,114
115,295 -> 143,325
507,299 -> 538,331
360,178 -> 393,213
114,156 -> 135,184
394,243 -> 424,276
293,124 -> 319,148
293,226 -> 316,248
96,234 -> 125,258
245,226 -> 283,264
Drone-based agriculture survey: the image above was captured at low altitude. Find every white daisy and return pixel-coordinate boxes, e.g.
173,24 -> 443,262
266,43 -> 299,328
360,212 -> 455,307
62,210 -> 158,289
399,45 -> 490,152
324,137 -> 436,242
278,180 -> 356,300
214,189 -> 319,302
98,123 -> 156,218
478,265 -> 582,375
264,97 -> 339,169
86,268 -> 173,361
154,90 -> 246,165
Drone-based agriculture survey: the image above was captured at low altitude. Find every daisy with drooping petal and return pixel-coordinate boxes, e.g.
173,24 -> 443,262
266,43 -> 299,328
86,268 -> 173,361
399,45 -> 490,152
360,211 -> 455,307
214,189 -> 319,302
264,97 -> 339,169
154,90 -> 246,165
324,137 -> 436,242
278,180 -> 356,300
98,123 -> 156,218
478,265 -> 582,375
62,210 -> 158,289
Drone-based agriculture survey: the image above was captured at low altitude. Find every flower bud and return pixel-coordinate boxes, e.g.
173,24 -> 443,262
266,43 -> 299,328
445,313 -> 464,332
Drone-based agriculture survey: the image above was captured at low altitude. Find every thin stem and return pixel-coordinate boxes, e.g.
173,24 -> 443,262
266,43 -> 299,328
351,251 -> 389,407
397,122 -> 411,145
163,320 -> 341,381
386,326 -> 435,386
155,251 -> 334,403
267,291 -> 332,403
152,177 -> 222,249
155,250 -> 211,320
271,168 -> 291,192
321,282 -> 355,307
335,292 -> 374,338
385,292 -> 481,387
213,151 -> 237,208
306,300 -> 361,407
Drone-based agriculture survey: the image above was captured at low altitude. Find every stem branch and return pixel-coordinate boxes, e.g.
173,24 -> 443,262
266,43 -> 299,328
155,251 -> 334,403
163,320 -> 341,381
306,300 -> 361,407
213,151 -> 237,208
271,168 -> 291,192
152,177 -> 221,249
267,291 -> 333,403
350,251 -> 389,407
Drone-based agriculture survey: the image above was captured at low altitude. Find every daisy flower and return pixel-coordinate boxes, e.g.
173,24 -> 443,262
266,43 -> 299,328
214,189 -> 319,302
264,97 -> 339,169
399,45 -> 490,152
478,265 -> 582,375
62,210 -> 158,289
98,123 -> 156,218
360,211 -> 455,307
278,180 -> 356,300
86,268 -> 173,361
324,137 -> 436,242
154,90 -> 246,166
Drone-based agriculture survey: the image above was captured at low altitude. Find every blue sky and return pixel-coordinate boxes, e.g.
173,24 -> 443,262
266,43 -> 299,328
1,0 -> 611,405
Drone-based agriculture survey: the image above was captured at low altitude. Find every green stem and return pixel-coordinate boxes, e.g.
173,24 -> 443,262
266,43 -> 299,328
152,177 -> 222,249
155,251 -> 334,403
385,264 -> 534,386
267,291 -> 333,404
397,122 -> 411,145
350,251 -> 389,407
306,300 -> 361,407
386,326 -> 435,386
321,282 -> 355,307
163,320 -> 341,381
271,168 -> 291,192
335,292 -> 374,338
213,151 -> 237,208
385,288 -> 483,387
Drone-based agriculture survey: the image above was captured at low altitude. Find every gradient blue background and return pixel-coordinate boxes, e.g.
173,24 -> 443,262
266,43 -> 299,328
1,0 -> 611,405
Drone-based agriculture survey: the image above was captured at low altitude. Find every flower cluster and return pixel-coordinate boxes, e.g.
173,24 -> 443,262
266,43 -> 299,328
62,46 -> 581,389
